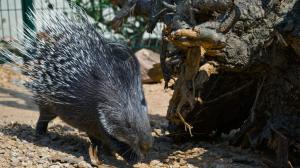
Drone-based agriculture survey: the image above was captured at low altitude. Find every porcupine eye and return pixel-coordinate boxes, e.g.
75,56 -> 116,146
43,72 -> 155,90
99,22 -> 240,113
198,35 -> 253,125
91,71 -> 100,80
141,98 -> 146,106
126,122 -> 132,129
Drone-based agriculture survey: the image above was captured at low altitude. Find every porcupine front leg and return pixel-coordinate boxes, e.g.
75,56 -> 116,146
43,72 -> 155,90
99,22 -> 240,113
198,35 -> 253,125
36,104 -> 57,135
88,136 -> 103,166
88,136 -> 115,166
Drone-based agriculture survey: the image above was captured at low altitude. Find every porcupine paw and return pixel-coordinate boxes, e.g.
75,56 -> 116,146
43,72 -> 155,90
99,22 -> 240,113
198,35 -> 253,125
35,121 -> 49,136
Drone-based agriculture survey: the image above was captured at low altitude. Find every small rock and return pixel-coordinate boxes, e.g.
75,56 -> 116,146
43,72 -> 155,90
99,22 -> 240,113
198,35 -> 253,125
135,49 -> 163,83
10,157 -> 19,163
134,163 -> 149,168
173,151 -> 184,155
36,164 -> 44,168
63,156 -> 83,164
150,160 -> 160,166
49,164 -> 60,168
27,152 -> 35,158
37,158 -> 47,164
153,129 -> 162,136
50,155 -> 83,164
10,157 -> 20,167
62,163 -> 71,168
164,158 -> 170,163
77,161 -> 92,168
172,162 -> 180,168
179,159 -> 187,166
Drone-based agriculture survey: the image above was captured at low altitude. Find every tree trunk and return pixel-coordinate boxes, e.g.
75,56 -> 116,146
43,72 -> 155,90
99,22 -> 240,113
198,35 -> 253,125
113,0 -> 300,166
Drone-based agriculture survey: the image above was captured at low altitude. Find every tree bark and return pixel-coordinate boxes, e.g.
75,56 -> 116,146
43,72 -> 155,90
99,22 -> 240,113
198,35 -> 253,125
112,0 -> 300,166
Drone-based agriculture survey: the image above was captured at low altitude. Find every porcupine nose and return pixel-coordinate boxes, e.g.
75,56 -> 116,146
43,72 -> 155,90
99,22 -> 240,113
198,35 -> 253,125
140,141 -> 151,154
139,134 -> 153,155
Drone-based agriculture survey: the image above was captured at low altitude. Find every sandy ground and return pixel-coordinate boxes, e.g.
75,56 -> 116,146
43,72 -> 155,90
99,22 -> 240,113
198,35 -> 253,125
0,64 -> 266,168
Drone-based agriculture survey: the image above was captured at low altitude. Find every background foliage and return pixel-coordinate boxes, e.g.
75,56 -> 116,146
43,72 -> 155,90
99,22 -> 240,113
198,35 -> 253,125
68,0 -> 158,52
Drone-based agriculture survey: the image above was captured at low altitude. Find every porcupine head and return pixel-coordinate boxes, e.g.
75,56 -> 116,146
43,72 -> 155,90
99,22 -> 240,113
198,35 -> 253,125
0,3 -> 153,163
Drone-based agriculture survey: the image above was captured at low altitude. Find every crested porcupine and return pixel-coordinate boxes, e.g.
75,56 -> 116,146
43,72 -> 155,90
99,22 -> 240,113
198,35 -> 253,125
1,5 -> 153,164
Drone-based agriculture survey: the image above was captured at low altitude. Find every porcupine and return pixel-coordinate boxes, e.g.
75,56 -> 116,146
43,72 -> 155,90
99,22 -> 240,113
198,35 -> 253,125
0,5 -> 153,164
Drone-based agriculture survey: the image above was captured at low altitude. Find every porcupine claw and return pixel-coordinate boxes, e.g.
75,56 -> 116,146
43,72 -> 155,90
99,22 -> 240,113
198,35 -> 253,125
88,142 -> 103,166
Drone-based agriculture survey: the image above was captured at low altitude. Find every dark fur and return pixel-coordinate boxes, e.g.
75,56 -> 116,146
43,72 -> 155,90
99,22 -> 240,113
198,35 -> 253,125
2,6 -> 153,163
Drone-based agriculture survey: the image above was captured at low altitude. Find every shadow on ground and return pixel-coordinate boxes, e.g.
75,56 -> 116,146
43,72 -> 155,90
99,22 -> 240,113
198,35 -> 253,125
0,87 -> 37,111
0,119 -> 266,168
0,115 -> 186,168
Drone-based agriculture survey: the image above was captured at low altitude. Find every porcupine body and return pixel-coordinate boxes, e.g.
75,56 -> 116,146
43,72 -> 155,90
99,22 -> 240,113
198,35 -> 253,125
1,6 -> 153,163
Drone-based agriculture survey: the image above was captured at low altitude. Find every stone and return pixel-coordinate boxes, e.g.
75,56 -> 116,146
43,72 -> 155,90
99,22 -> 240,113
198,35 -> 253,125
135,49 -> 163,83
49,164 -> 60,168
77,161 -> 92,168
150,160 -> 160,166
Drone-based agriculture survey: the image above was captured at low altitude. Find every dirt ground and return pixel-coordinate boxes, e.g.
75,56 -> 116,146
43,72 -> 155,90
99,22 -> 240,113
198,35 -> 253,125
0,64 -> 266,168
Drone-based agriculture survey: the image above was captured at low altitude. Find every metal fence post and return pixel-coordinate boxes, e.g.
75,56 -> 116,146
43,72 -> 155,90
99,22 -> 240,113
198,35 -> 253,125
21,0 -> 35,36
21,0 -> 35,62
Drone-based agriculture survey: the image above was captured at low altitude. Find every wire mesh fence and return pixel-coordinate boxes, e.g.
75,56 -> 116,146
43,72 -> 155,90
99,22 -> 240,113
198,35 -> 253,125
0,0 -> 23,40
0,0 -> 162,52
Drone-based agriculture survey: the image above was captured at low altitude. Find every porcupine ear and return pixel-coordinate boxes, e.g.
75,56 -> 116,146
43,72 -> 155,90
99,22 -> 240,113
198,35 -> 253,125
98,106 -> 131,144
97,98 -> 124,133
